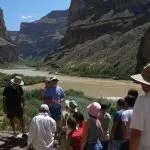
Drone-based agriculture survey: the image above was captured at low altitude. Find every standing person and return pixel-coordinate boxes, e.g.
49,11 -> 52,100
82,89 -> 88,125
130,64 -> 150,150
120,95 -> 137,150
127,89 -> 138,99
109,99 -> 125,150
81,102 -> 103,150
73,111 -> 84,132
99,103 -> 111,150
28,104 -> 56,150
67,116 -> 81,150
3,76 -> 26,137
40,76 -> 65,138
61,100 -> 78,150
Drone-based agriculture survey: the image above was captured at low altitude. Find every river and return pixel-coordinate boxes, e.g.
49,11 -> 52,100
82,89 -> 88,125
0,65 -> 143,98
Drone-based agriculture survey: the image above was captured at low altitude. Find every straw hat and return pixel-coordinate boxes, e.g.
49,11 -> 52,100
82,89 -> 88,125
131,63 -> 150,85
45,76 -> 59,82
11,76 -> 24,86
87,102 -> 101,118
65,100 -> 78,112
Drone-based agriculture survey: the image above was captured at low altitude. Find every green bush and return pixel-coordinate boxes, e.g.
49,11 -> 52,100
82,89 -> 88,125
0,89 -> 117,132
24,90 -> 41,100
65,89 -> 85,98
0,73 -> 45,88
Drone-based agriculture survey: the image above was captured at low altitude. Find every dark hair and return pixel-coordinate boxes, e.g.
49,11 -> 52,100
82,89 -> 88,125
128,89 -> 138,99
101,103 -> 110,110
73,112 -> 84,123
117,99 -> 125,107
88,113 -> 97,119
125,95 -> 136,107
67,116 -> 77,129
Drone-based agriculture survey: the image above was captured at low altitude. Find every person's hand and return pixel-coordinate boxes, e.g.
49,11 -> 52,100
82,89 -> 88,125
62,126 -> 67,132
22,105 -> 26,112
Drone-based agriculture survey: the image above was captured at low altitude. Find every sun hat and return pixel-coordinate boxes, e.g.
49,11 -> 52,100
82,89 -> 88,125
131,63 -> 150,85
65,100 -> 78,112
40,104 -> 49,111
87,102 -> 101,118
45,76 -> 59,82
11,76 -> 24,86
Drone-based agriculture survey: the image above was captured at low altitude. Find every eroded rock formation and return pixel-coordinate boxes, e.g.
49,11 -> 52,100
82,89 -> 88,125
45,0 -> 150,79
0,8 -> 18,62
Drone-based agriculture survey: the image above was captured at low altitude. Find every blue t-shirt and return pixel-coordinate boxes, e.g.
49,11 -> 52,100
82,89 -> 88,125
43,86 -> 65,102
113,109 -> 124,140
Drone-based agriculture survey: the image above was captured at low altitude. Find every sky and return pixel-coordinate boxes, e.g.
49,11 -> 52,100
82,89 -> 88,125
0,0 -> 71,31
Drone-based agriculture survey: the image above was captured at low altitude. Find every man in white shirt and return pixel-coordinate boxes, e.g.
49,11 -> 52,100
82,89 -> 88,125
130,63 -> 150,150
28,104 -> 56,150
120,95 -> 137,150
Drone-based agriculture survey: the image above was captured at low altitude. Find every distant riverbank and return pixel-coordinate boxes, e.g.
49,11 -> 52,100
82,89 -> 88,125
0,65 -> 143,97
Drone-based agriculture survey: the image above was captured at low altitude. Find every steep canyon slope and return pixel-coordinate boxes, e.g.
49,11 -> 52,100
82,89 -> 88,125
45,0 -> 150,79
16,10 -> 68,59
0,8 -> 18,62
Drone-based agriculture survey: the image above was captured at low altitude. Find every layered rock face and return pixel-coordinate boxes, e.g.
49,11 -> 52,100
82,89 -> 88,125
0,8 -> 18,62
45,0 -> 150,79
136,28 -> 150,73
16,10 -> 68,59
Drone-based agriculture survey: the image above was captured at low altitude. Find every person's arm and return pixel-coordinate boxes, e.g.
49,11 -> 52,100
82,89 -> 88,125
60,87 -> 65,103
3,87 -> 7,114
122,112 -> 128,142
96,119 -> 104,138
130,129 -> 141,150
3,96 -> 7,114
81,121 -> 88,150
28,118 -> 37,146
20,87 -> 25,110
40,88 -> 44,102
130,98 -> 144,150
109,122 -> 118,143
51,119 -> 56,136
109,113 -> 118,143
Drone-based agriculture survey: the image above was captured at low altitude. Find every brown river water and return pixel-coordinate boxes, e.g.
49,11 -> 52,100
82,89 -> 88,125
0,66 -> 143,98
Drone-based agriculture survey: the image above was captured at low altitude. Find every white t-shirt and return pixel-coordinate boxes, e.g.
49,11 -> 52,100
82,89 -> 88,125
122,108 -> 133,139
130,93 -> 150,150
28,113 -> 56,150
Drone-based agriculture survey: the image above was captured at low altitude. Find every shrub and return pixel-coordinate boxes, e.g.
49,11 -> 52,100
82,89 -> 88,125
0,89 -> 117,132
65,89 -> 84,98
0,73 -> 45,88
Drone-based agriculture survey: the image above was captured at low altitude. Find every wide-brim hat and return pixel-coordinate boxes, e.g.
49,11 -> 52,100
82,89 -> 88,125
45,76 -> 59,82
65,100 -> 78,112
11,76 -> 24,86
87,102 -> 101,118
131,64 -> 150,85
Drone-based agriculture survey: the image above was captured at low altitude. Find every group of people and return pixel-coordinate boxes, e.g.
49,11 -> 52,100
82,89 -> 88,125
2,63 -> 150,150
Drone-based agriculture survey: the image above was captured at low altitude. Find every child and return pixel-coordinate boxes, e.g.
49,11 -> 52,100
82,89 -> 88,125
67,116 -> 81,150
61,100 -> 78,150
73,111 -> 84,131
81,102 -> 103,150
99,103 -> 111,150
109,99 -> 125,150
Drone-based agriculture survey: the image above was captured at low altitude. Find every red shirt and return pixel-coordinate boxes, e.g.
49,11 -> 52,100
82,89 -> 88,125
68,122 -> 84,150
